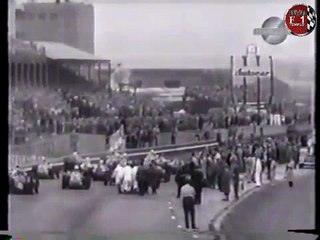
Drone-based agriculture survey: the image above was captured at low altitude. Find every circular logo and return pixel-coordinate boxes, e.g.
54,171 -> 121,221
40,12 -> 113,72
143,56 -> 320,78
284,4 -> 317,36
261,17 -> 288,45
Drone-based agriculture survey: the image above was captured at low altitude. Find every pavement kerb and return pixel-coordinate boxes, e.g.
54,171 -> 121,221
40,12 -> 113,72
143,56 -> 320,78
208,168 -> 313,234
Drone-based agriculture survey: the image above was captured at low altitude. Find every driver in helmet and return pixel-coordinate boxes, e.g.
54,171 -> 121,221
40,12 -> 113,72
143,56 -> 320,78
11,165 -> 24,177
70,165 -> 82,184
38,156 -> 50,174
95,159 -> 106,172
144,149 -> 156,166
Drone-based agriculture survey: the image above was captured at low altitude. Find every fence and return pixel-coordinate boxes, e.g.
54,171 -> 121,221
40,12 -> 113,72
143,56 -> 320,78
13,124 -> 312,171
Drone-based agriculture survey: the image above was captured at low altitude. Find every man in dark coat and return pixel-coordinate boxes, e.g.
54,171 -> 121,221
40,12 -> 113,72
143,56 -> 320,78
231,161 -> 240,200
30,165 -> 40,194
216,158 -> 225,191
209,157 -> 219,189
189,162 -> 204,205
147,163 -> 162,194
175,165 -> 187,198
136,163 -> 149,196
221,164 -> 232,201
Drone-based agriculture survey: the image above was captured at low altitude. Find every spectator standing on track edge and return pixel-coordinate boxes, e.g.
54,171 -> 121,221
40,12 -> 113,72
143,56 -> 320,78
286,159 -> 295,187
180,175 -> 198,231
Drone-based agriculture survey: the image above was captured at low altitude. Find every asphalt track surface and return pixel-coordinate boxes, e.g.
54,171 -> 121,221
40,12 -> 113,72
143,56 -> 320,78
9,125 -> 310,240
9,151 -> 205,240
221,171 -> 316,240
9,178 -> 199,240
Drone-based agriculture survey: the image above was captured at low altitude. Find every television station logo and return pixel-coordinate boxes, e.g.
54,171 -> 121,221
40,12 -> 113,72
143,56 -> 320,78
254,4 -> 317,45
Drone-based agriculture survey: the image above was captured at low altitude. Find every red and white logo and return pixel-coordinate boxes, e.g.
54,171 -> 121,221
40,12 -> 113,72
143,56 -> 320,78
284,4 -> 317,36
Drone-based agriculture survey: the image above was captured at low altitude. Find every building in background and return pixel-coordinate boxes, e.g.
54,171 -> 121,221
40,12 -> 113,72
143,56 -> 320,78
8,0 -> 17,39
15,1 -> 95,54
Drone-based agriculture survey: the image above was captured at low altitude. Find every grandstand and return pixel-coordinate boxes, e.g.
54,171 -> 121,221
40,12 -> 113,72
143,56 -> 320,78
9,0 -> 114,158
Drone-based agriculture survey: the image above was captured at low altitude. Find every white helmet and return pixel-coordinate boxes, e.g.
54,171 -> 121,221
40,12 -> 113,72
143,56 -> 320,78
99,160 -> 104,164
73,152 -> 78,156
74,165 -> 79,170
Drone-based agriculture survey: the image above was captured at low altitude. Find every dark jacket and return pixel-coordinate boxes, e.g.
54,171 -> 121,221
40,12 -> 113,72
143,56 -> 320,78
136,165 -> 148,182
147,166 -> 162,188
231,163 -> 240,183
175,167 -> 187,186
190,168 -> 204,188
221,168 -> 232,194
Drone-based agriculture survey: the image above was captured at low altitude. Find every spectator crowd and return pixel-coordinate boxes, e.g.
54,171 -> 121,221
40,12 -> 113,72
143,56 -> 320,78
9,84 -> 310,150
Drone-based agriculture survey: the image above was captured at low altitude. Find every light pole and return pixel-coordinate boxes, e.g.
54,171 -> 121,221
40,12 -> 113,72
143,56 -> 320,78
269,56 -> 274,102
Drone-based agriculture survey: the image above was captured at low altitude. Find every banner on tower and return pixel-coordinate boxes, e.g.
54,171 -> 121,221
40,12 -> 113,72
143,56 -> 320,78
232,44 -> 271,86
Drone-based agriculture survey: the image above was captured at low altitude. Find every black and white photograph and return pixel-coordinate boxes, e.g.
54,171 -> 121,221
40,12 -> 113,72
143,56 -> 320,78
8,0 -> 316,239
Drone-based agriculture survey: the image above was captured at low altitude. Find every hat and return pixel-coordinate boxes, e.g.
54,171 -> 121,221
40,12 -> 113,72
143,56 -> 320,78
74,165 -> 79,170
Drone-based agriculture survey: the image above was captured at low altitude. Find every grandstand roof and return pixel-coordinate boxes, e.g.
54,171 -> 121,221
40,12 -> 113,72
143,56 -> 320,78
34,41 -> 109,62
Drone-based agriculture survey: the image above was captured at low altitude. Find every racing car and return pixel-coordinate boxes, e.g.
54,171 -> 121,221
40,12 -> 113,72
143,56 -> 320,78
61,166 -> 91,190
9,171 -> 38,194
37,163 -> 60,179
91,161 -> 113,185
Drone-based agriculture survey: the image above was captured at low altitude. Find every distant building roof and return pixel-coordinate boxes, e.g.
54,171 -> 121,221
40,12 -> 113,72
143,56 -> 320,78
34,41 -> 109,62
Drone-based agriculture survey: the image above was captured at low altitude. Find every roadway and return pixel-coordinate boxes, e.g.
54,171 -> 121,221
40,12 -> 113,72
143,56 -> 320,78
9,124 -> 312,240
221,172 -> 316,240
9,150 -> 204,240
9,179 -> 198,240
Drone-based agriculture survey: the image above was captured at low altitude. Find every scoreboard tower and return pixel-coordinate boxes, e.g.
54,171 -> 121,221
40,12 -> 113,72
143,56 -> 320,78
231,44 -> 274,115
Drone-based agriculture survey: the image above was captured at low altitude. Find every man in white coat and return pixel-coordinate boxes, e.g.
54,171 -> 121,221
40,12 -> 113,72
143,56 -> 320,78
113,160 -> 126,193
254,155 -> 263,187
131,163 -> 139,192
123,161 -> 134,193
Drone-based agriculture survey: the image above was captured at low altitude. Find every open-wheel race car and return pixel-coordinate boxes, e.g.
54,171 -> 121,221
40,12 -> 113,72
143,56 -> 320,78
37,162 -> 60,179
9,171 -> 39,195
61,166 -> 91,190
91,161 -> 113,186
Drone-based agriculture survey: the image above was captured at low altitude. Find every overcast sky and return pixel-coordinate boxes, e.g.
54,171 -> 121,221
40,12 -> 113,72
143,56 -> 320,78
94,0 -> 315,68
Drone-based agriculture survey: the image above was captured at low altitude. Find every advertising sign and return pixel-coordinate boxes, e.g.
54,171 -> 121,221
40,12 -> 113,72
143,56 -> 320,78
232,44 -> 271,86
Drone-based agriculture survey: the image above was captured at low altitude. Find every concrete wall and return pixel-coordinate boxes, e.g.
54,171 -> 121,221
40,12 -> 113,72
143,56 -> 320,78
77,134 -> 106,155
9,133 -> 106,157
